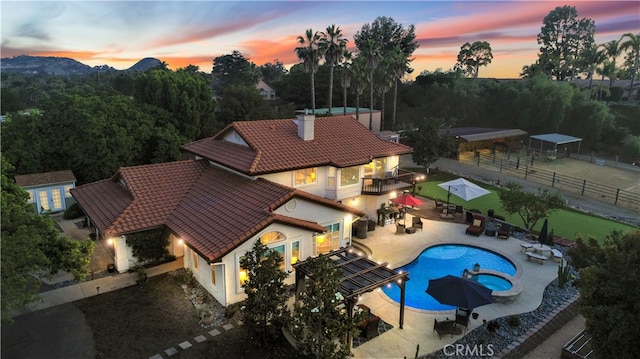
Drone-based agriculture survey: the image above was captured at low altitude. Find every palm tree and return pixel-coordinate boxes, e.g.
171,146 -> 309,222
580,45 -> 607,95
350,56 -> 368,121
360,38 -> 382,130
599,39 -> 623,87
320,25 -> 348,114
295,29 -> 322,114
339,51 -> 353,115
596,60 -> 616,101
388,45 -> 412,130
374,60 -> 395,130
621,32 -> 640,101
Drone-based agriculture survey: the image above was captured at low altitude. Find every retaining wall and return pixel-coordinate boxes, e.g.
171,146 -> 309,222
497,293 -> 581,359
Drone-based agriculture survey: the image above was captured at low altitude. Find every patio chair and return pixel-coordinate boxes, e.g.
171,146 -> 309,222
411,216 -> 424,231
395,222 -> 405,235
359,315 -> 381,339
434,199 -> 444,210
455,205 -> 464,218
455,308 -> 471,333
465,215 -> 485,236
465,211 -> 474,224
433,318 -> 457,339
497,224 -> 512,240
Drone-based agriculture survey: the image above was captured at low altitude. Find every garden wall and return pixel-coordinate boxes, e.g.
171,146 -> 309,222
497,293 -> 580,359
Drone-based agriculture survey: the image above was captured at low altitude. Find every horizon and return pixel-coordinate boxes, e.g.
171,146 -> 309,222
2,1 -> 638,79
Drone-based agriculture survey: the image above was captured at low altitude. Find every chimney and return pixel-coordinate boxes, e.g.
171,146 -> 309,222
297,113 -> 315,141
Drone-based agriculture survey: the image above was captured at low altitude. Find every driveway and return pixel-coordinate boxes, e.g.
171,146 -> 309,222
1,303 -> 95,359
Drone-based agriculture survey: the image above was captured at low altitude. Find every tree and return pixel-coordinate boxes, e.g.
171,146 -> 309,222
599,39 -> 623,87
406,118 -> 456,173
126,227 -> 171,263
240,239 -> 291,343
568,230 -> 640,359
537,5 -> 596,81
455,41 -> 494,79
620,33 -> 640,101
258,60 -> 288,84
292,255 -> 362,359
211,50 -> 261,95
338,51 -> 353,115
320,25 -> 348,114
350,55 -> 368,121
295,28 -> 323,114
498,182 -> 565,230
1,156 -> 94,321
217,86 -> 276,124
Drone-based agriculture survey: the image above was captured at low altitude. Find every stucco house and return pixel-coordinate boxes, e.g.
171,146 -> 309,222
256,79 -> 276,100
15,170 -> 77,214
72,114 -> 414,306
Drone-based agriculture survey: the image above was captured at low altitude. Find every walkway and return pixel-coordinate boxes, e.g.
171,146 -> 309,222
350,216 -> 558,358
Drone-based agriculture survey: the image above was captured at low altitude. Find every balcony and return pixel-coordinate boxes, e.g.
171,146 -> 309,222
361,172 -> 415,195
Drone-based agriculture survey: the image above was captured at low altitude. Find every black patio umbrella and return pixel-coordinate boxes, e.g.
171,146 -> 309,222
538,218 -> 549,245
426,275 -> 493,309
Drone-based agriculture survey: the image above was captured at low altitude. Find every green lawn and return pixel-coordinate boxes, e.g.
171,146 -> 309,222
415,171 -> 636,242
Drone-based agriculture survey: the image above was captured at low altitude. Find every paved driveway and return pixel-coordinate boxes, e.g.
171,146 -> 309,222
1,303 -> 95,359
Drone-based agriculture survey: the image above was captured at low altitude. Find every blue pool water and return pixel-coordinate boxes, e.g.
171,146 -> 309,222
382,244 -> 516,310
472,274 -> 513,291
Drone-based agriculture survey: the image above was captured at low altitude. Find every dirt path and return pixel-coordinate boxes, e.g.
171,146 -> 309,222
523,315 -> 586,359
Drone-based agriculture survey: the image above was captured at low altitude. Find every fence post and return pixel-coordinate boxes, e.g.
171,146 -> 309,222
525,165 -> 529,179
500,159 -> 503,173
476,154 -> 480,167
615,155 -> 619,167
531,154 -> 535,166
615,188 -> 620,205
516,157 -> 520,170
552,172 -> 556,187
581,180 -> 586,195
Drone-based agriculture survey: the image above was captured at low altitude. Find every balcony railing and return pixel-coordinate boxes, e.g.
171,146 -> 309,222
361,172 -> 415,195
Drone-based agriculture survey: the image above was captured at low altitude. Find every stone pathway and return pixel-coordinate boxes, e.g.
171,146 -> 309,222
148,320 -> 243,358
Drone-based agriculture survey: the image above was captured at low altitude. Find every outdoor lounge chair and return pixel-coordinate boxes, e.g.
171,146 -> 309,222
411,216 -> 424,231
465,215 -> 485,236
395,222 -> 405,235
434,199 -> 444,210
455,308 -> 471,333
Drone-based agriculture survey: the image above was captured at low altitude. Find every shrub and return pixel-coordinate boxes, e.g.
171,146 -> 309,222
507,315 -> 521,327
63,202 -> 84,219
127,227 -> 171,263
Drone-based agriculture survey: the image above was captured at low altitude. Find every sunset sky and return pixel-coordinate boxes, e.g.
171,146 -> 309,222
2,1 -> 638,79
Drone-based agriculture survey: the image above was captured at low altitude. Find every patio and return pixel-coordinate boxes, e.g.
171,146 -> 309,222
349,213 -> 559,358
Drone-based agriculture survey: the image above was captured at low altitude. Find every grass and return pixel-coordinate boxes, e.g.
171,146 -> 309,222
415,170 -> 636,242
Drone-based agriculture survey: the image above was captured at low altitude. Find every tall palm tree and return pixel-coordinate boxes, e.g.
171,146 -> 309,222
599,39 -> 623,87
339,51 -> 353,115
621,32 -> 640,101
374,61 -> 395,131
320,25 -> 348,114
360,38 -> 382,130
596,60 -> 615,101
350,56 -> 368,121
580,45 -> 607,95
295,29 -> 322,114
388,45 -> 412,130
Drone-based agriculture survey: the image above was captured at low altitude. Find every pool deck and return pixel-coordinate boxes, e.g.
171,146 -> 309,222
350,214 -> 558,358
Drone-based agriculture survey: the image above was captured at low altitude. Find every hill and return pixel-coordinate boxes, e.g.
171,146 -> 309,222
0,55 -> 162,75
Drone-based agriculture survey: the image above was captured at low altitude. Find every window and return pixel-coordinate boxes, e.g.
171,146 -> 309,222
340,166 -> 359,187
27,190 -> 35,203
294,168 -> 317,186
260,231 -> 285,245
51,189 -> 62,209
269,244 -> 286,271
364,158 -> 387,178
38,191 -> 50,211
64,185 -> 73,198
193,252 -> 199,270
239,256 -> 248,287
314,223 -> 340,255
291,241 -> 300,266
327,167 -> 336,188
210,266 -> 216,286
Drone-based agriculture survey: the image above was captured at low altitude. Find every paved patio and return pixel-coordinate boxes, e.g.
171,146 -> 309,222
350,213 -> 558,358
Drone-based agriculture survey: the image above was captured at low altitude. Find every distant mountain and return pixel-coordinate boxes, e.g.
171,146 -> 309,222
0,55 -> 162,75
127,57 -> 162,72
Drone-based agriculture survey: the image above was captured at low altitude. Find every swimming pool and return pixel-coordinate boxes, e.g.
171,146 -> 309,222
382,244 -> 516,310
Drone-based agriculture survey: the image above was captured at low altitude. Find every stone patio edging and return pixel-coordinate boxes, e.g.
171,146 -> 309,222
496,293 -> 580,359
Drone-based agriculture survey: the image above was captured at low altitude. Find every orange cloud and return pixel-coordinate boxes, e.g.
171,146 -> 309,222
240,35 -> 300,66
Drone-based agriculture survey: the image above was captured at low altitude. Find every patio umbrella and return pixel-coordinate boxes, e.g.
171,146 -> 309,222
426,275 -> 493,310
437,178 -> 491,206
538,218 -> 549,245
390,193 -> 423,207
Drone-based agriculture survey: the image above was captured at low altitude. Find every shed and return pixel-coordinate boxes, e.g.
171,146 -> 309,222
440,127 -> 528,155
15,170 -> 77,214
529,133 -> 582,158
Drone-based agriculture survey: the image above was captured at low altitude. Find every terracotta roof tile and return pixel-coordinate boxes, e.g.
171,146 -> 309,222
15,170 -> 76,187
182,116 -> 412,175
73,160 -> 363,262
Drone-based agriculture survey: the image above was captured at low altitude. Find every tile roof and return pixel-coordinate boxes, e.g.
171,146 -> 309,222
181,115 -> 413,175
15,170 -> 76,187
73,160 -> 365,262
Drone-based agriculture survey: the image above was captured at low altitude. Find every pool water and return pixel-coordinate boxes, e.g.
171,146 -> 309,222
382,244 -> 516,310
472,274 -> 513,291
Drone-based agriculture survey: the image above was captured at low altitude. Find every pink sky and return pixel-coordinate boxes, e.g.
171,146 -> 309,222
2,1 -> 638,78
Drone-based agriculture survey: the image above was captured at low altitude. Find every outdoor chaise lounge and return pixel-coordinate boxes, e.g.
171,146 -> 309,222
551,249 -> 563,262
465,215 -> 485,236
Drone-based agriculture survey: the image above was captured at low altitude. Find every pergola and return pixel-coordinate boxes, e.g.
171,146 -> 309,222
529,133 -> 583,155
292,247 -> 409,347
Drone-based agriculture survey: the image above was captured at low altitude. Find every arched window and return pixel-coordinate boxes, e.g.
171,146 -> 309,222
260,231 -> 285,245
